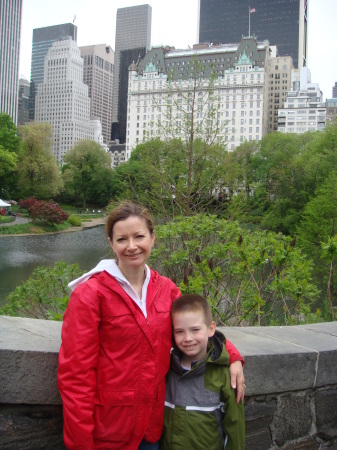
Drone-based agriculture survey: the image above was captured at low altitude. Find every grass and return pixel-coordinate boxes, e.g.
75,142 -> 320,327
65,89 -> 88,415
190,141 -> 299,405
0,220 -> 76,235
0,216 -> 15,224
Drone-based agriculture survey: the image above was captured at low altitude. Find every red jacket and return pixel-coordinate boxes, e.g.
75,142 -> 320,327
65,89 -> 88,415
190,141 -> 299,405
58,269 -> 242,449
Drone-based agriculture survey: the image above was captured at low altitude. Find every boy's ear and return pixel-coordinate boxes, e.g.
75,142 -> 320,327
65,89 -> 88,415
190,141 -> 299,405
208,321 -> 216,337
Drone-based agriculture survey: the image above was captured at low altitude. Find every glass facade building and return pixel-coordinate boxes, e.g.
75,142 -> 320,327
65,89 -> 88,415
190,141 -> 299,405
0,0 -> 23,124
29,23 -> 77,120
198,0 -> 307,68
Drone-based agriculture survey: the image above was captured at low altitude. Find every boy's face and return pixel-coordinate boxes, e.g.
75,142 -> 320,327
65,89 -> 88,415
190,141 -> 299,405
172,310 -> 216,366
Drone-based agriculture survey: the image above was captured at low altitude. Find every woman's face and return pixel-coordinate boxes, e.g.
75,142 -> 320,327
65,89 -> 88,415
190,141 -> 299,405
109,216 -> 155,272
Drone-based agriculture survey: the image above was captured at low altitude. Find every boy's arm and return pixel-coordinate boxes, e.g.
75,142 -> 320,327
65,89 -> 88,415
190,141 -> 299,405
225,340 -> 245,403
222,373 -> 245,450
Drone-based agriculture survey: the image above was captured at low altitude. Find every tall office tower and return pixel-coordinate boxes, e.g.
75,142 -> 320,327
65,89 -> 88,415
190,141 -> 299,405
197,0 -> 308,68
17,77 -> 30,125
80,44 -> 114,145
35,39 -> 103,163
112,4 -> 152,143
126,37 -> 271,158
332,82 -> 337,99
267,54 -> 294,132
29,23 -> 77,120
0,0 -> 23,124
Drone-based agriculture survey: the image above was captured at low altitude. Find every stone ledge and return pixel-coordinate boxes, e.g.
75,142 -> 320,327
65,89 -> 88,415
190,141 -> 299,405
1,316 -> 336,403
1,316 -> 337,449
221,323 -> 337,394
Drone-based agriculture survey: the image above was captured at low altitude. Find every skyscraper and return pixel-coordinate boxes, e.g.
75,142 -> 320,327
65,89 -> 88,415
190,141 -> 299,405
29,23 -> 77,120
0,0 -> 23,124
18,77 -> 30,125
80,44 -> 114,145
35,39 -> 103,163
197,0 -> 308,68
112,4 -> 152,143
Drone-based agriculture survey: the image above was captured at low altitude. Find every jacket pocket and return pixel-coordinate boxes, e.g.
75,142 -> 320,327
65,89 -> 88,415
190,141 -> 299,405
93,389 -> 135,441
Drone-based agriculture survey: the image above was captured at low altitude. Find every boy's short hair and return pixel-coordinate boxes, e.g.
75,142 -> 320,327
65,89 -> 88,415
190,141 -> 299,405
171,294 -> 213,326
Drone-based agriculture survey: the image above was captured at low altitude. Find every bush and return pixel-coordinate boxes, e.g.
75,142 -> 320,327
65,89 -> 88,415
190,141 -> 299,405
67,215 -> 82,227
19,197 -> 69,225
0,261 -> 84,320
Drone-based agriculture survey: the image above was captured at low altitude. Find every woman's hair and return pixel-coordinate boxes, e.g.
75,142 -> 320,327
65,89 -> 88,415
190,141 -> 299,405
106,200 -> 154,240
171,294 -> 213,326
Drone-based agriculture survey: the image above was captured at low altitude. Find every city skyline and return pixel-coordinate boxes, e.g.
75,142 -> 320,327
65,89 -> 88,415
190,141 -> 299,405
19,0 -> 337,101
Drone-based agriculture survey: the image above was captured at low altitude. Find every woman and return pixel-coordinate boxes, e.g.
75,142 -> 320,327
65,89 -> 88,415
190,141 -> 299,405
58,201 -> 245,450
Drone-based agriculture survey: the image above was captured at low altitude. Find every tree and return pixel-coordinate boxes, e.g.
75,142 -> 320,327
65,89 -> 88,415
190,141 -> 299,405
0,113 -> 21,195
63,140 -> 113,208
297,171 -> 337,311
17,122 -> 63,198
249,132 -> 314,235
150,214 -> 319,326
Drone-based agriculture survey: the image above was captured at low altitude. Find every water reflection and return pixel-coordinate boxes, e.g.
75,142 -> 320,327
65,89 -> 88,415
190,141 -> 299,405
0,227 -> 110,306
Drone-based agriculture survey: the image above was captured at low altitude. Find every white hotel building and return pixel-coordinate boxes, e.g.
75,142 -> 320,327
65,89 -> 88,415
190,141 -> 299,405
35,39 -> 103,163
125,37 -> 271,159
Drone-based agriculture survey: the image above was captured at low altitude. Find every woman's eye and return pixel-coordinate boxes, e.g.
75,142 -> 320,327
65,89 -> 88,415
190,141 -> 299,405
117,238 -> 125,242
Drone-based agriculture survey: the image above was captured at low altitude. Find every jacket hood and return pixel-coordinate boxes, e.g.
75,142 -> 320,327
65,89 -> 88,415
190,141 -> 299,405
170,330 -> 229,376
68,259 -> 151,291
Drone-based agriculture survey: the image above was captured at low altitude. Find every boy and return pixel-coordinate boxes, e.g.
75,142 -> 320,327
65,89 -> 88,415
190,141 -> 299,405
160,294 -> 245,450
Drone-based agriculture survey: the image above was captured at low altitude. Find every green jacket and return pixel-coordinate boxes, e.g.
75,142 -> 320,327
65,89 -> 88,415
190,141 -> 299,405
160,331 -> 245,450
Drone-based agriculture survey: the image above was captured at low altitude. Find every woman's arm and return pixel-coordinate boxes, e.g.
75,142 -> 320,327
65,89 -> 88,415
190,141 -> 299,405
57,282 -> 101,449
225,340 -> 245,404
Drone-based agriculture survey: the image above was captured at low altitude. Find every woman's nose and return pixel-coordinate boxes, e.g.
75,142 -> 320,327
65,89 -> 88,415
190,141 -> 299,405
127,239 -> 137,249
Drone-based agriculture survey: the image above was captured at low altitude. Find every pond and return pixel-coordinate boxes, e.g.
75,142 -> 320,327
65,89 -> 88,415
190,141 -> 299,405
0,226 -> 111,306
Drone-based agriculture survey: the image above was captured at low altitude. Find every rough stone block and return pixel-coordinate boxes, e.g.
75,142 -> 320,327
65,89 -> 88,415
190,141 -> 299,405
316,389 -> 337,440
245,397 -> 276,449
0,404 -> 65,450
282,436 -> 319,449
270,393 -> 312,447
0,350 -> 61,405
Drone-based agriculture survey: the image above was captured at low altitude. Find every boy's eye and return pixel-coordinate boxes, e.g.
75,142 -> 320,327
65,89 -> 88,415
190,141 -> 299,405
174,330 -> 183,334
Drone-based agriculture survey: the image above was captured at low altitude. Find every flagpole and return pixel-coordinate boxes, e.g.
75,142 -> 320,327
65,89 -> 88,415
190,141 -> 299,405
249,6 -> 250,36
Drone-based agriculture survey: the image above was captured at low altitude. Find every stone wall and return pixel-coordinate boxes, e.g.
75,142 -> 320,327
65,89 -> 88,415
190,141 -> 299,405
0,316 -> 336,449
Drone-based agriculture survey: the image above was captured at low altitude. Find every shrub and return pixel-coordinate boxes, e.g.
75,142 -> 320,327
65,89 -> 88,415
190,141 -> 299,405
0,261 -> 84,320
19,197 -> 69,225
67,215 -> 82,227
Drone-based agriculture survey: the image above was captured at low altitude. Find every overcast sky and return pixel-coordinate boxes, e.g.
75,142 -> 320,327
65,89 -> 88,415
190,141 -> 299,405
19,0 -> 337,100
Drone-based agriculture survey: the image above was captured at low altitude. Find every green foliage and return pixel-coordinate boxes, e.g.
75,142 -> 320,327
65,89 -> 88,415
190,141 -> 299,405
63,140 -> 113,208
150,214 -> 319,326
17,122 -> 63,198
0,113 -> 21,194
67,214 -> 82,227
0,261 -> 84,320
112,137 -> 229,218
0,113 -> 22,154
